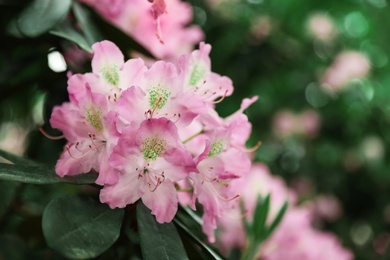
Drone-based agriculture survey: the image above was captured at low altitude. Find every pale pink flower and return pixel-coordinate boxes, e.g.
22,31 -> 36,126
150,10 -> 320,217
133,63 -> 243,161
178,42 -> 234,108
189,127 -> 252,242
272,109 -> 321,138
114,60 -> 199,128
307,13 -> 338,41
184,97 -> 257,243
272,110 -> 297,137
320,51 -> 371,93
79,0 -> 203,61
50,84 -> 120,185
68,41 -> 147,103
297,109 -> 321,138
100,118 -> 196,223
261,208 -> 353,260
308,195 -> 343,222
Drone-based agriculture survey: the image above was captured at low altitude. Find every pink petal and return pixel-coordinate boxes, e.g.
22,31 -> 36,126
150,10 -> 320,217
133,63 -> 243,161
91,40 -> 124,85
141,180 -> 178,223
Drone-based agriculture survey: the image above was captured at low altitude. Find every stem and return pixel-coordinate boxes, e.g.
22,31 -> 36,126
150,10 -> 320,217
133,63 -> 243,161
182,129 -> 204,144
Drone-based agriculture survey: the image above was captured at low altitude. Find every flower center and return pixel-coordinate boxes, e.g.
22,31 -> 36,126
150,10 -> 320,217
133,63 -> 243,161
142,137 -> 167,161
148,85 -> 171,111
86,107 -> 103,132
100,65 -> 119,86
189,64 -> 205,86
208,140 -> 224,157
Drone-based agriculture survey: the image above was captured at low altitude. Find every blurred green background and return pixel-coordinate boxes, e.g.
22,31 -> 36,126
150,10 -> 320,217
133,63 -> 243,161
1,0 -> 390,259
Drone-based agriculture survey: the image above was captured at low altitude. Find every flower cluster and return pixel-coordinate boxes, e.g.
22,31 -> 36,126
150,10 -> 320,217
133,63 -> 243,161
50,41 -> 255,235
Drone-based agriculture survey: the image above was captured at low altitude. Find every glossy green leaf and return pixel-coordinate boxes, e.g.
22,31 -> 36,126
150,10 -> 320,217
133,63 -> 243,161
173,218 -> 223,260
0,162 -> 96,184
253,194 -> 270,240
137,201 -> 188,260
42,196 -> 124,259
50,22 -> 93,53
72,2 -> 103,46
0,149 -> 39,166
15,0 -> 72,37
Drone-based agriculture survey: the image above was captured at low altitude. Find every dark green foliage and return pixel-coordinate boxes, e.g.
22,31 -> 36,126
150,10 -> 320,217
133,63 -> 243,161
137,201 -> 188,260
42,196 -> 124,259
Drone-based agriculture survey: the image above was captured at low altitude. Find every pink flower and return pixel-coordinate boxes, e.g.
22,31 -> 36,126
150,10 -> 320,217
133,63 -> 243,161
100,118 -> 195,223
308,195 -> 343,222
320,51 -> 371,93
183,97 -> 257,243
50,84 -> 120,185
261,208 -> 353,260
272,109 -> 321,138
79,0 -> 204,61
68,41 -> 147,103
178,42 -> 234,107
114,60 -> 199,128
307,13 -> 338,41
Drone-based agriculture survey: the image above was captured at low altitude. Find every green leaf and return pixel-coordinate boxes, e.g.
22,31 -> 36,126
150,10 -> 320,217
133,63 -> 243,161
42,196 -> 124,259
253,194 -> 270,240
137,201 -> 188,260
265,201 -> 288,238
0,149 -> 40,166
0,162 -> 96,184
50,22 -> 93,53
72,2 -> 103,46
173,218 -> 223,260
15,0 -> 72,37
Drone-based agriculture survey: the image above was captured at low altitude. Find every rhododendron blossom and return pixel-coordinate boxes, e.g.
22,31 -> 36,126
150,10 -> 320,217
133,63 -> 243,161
100,118 -> 195,223
79,0 -> 204,61
50,84 -> 120,185
49,40 -> 256,224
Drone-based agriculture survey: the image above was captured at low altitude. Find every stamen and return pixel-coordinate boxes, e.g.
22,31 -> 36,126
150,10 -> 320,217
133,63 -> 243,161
75,142 -> 83,152
212,90 -> 229,104
241,141 -> 262,153
39,128 -> 64,140
168,113 -> 181,124
66,145 -> 92,159
201,174 -> 217,183
209,182 -> 240,201
88,133 -> 98,148
150,96 -> 163,118
142,168 -> 166,192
